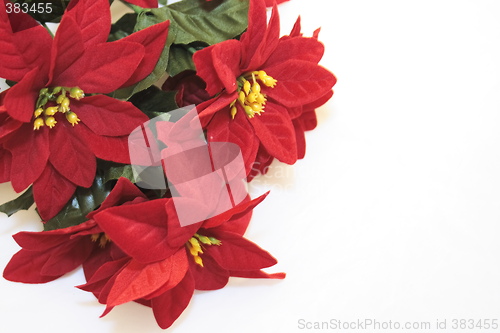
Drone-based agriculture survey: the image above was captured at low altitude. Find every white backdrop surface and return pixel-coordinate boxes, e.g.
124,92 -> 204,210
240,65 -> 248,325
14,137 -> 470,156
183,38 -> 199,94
2,1 -> 500,332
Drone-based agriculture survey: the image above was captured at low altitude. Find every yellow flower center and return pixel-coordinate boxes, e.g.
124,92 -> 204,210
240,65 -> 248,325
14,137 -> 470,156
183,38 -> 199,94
90,233 -> 111,248
185,233 -> 222,267
33,86 -> 84,130
230,70 -> 277,119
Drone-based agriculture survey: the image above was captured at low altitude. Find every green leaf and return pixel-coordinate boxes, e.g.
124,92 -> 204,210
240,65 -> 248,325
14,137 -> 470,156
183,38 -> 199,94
97,160 -> 136,184
0,187 -> 34,217
167,44 -> 197,77
115,0 -> 249,99
129,85 -> 178,114
137,0 -> 249,46
43,172 -> 113,231
108,13 -> 138,42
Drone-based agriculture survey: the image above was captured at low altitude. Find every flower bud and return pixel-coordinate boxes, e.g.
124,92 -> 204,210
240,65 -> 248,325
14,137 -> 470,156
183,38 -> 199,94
45,117 -> 57,128
33,118 -> 45,130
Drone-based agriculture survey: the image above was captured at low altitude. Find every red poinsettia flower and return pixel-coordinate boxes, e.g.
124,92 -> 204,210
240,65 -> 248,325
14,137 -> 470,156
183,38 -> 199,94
78,190 -> 283,329
3,178 -> 148,283
0,0 -> 169,219
192,0 -> 336,174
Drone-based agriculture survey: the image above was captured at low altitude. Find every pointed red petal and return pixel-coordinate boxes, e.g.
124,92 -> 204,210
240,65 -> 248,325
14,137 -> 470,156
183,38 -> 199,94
4,67 -> 44,122
202,192 -> 268,230
265,59 -> 337,108
72,124 -> 131,163
118,20 -> 170,88
87,178 -> 147,219
0,148 -> 11,183
49,122 -> 96,188
122,0 -> 158,7
3,250 -> 58,283
48,16 -> 85,86
293,119 -> 306,159
249,102 -> 297,164
197,93 -> 236,127
65,0 -> 111,47
239,0 -> 267,68
5,123 -> 49,192
79,257 -> 130,295
73,95 -> 148,136
33,162 -> 77,220
107,250 -> 188,307
57,42 -> 145,93
193,39 -> 241,95
264,0 -> 289,6
205,230 -> 278,271
92,199 -> 178,263
0,4 -> 51,81
264,37 -> 324,68
188,253 -> 229,290
242,2 -> 280,71
229,269 -> 285,279
13,220 -> 95,251
151,270 -> 195,330
288,16 -> 302,37
40,238 -> 94,276
206,108 -> 259,174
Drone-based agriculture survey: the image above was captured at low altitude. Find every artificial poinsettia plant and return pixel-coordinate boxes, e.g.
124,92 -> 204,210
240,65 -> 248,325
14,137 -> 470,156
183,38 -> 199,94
0,0 -> 336,329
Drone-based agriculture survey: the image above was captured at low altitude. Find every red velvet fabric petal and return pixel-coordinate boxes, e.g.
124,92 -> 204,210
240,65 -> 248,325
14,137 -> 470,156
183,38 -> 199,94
151,270 -> 195,330
87,178 -> 147,219
202,192 -> 268,230
205,230 -> 278,271
79,257 -> 130,296
249,102 -> 297,164
293,118 -> 306,160
265,59 -> 337,108
122,0 -> 158,7
48,16 -> 85,87
264,0 -> 289,6
13,220 -> 95,251
0,6 -> 50,82
107,249 -> 188,306
239,0 -> 267,68
197,93 -> 236,127
65,0 -> 111,47
263,37 -> 325,69
40,238 -> 94,277
93,199 -> 178,263
69,42 -> 145,93
229,269 -> 285,279
188,252 -> 229,290
144,250 -> 190,300
3,250 -> 59,283
73,95 -> 148,137
0,148 -> 11,183
33,162 -> 77,220
72,124 -> 131,164
118,20 -> 170,88
193,40 -> 241,96
5,123 -> 49,192
242,3 -> 280,71
206,107 -> 260,174
4,67 -> 44,123
49,121 -> 96,188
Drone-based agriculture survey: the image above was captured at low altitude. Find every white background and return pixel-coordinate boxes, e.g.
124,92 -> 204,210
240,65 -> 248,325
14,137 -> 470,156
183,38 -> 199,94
2,0 -> 500,332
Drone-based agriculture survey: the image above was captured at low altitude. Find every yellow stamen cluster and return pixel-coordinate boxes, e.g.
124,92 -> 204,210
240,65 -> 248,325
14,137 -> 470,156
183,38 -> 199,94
231,70 -> 277,119
33,86 -> 85,130
185,233 -> 222,267
90,233 -> 111,248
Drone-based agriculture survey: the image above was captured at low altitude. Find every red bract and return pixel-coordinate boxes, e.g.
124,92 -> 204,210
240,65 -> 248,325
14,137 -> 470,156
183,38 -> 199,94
0,0 -> 169,219
78,190 -> 283,329
3,178 -> 147,283
121,0 -> 158,8
193,0 -> 336,175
